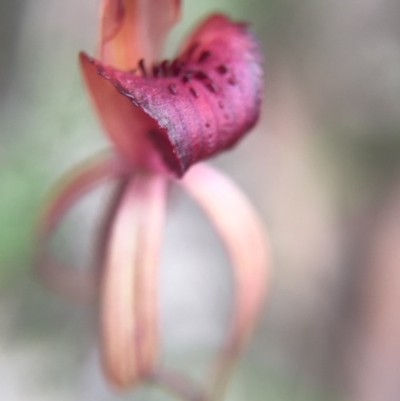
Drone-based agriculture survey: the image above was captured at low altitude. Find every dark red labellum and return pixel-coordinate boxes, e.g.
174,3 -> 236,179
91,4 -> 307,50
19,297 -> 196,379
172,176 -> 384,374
85,14 -> 263,176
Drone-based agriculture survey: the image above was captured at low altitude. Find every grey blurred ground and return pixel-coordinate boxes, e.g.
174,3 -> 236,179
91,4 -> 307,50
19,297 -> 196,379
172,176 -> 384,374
1,0 -> 400,400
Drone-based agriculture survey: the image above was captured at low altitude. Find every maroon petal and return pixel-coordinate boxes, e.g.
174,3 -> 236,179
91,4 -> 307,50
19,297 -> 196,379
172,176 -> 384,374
83,14 -> 263,176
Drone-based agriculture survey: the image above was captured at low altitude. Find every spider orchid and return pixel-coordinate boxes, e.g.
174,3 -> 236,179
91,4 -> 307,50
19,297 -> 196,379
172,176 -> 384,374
34,0 -> 270,399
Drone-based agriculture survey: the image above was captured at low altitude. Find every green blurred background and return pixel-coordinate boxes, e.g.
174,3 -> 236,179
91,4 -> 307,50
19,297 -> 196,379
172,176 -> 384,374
1,0 -> 400,400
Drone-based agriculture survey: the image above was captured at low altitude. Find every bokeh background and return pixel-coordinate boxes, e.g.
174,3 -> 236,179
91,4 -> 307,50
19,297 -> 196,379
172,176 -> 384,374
1,0 -> 400,400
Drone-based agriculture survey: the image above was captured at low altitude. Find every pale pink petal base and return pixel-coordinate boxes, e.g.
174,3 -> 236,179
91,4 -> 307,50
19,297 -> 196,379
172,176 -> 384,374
34,151 -> 128,303
34,156 -> 269,399
101,172 -> 167,389
181,163 -> 270,400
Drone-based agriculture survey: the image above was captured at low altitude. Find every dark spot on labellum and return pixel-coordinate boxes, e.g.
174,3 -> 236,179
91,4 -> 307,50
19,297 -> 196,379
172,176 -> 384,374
182,75 -> 192,84
207,82 -> 218,93
194,71 -> 210,80
170,59 -> 185,76
205,122 -> 211,128
228,76 -> 237,85
138,59 -> 147,77
161,60 -> 169,76
224,112 -> 230,119
198,50 -> 211,63
153,65 -> 163,77
168,84 -> 177,94
173,66 -> 183,76
218,100 -> 224,109
170,59 -> 178,69
216,64 -> 228,74
190,87 -> 199,98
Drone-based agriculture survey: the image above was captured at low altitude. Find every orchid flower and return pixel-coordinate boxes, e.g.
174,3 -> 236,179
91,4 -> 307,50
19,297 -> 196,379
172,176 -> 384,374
34,1 -> 270,400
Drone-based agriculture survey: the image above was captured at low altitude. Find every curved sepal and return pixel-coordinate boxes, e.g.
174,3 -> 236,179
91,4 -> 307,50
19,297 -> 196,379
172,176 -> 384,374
180,163 -> 270,399
34,152 -> 128,303
101,173 -> 167,388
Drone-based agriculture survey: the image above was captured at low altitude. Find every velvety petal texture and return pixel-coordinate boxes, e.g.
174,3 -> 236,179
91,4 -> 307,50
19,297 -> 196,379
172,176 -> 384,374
81,54 -> 168,172
83,14 -> 263,176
